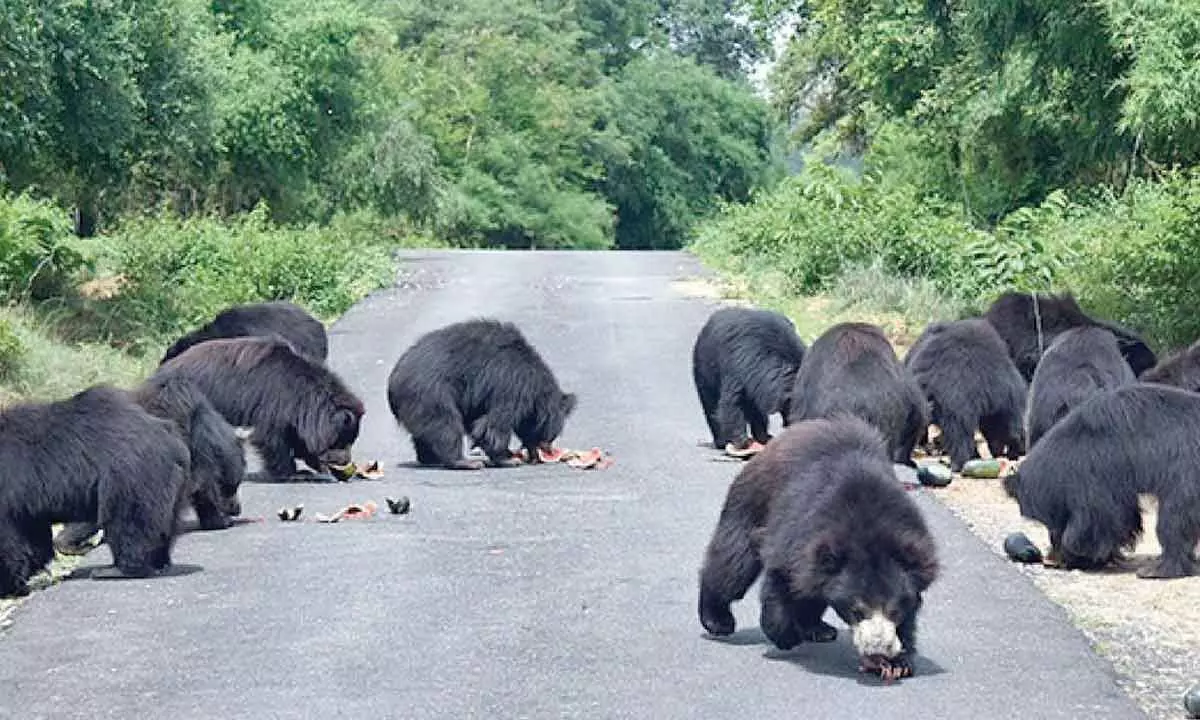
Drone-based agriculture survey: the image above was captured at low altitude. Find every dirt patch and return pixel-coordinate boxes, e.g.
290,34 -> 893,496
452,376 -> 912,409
669,276 -> 752,305
934,477 -> 1200,720
78,275 -> 128,300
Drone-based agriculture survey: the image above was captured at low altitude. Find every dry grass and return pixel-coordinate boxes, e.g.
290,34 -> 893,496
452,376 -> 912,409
937,478 -> 1200,720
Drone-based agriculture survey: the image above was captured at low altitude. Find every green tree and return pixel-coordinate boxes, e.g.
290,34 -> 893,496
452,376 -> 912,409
598,53 -> 776,249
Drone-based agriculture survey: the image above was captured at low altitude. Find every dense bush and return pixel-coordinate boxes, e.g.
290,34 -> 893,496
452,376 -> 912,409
692,148 -> 1200,351
0,194 -> 87,301
97,204 -> 396,340
690,160 -> 989,298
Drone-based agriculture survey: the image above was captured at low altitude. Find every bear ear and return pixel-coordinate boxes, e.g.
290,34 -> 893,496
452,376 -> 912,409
561,392 -> 578,416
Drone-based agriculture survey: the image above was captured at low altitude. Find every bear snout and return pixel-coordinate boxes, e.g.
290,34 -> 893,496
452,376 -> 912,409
851,611 -> 903,659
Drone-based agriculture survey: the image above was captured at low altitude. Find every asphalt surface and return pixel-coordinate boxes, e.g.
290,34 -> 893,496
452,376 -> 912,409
0,250 -> 1147,719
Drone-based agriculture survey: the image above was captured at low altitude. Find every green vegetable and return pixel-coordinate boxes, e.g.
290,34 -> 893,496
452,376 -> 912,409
916,463 -> 953,487
961,459 -> 1005,478
1003,533 -> 1043,564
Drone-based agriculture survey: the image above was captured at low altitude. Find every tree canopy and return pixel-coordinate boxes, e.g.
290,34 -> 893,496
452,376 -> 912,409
753,0 -> 1200,222
0,0 -> 777,249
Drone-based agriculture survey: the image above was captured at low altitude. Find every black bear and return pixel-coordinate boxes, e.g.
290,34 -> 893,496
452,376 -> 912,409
691,307 -> 806,450
53,375 -> 254,555
698,416 -> 940,680
0,386 -> 190,597
1024,327 -> 1135,450
154,337 -> 363,481
984,291 -> 1156,381
387,319 -> 576,470
1141,339 -> 1200,392
787,322 -> 927,467
1003,384 -> 1200,579
161,301 -> 328,365
904,319 -> 1027,471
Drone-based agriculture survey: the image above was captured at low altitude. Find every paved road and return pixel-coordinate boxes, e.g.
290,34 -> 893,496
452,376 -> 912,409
0,250 -> 1145,719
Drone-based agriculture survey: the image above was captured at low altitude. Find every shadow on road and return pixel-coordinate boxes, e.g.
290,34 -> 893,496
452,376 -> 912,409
66,563 -> 206,582
702,625 -> 948,685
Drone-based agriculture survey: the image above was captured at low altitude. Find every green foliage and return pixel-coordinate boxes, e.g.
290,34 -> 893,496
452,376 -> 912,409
691,158 -> 990,298
0,316 -> 25,379
0,305 -> 157,402
1101,0 -> 1200,165
0,0 -> 776,248
598,53 -> 776,249
95,204 -> 395,346
0,194 -> 87,301
694,132 -> 1200,351
760,0 -> 1200,221
1053,173 -> 1200,350
660,0 -> 766,79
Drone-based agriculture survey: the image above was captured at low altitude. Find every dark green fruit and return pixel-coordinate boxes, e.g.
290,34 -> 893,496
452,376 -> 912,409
1184,683 -> 1200,718
1003,532 -> 1043,564
916,463 -> 953,488
961,458 -> 1007,478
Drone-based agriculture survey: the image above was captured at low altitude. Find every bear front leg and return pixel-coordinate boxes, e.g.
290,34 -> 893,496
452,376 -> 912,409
191,486 -> 232,531
759,570 -> 801,650
0,521 -> 33,597
714,386 -> 749,449
698,518 -> 764,636
470,416 -> 520,468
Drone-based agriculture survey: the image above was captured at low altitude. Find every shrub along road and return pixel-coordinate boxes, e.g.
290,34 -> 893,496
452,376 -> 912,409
0,250 -> 1145,719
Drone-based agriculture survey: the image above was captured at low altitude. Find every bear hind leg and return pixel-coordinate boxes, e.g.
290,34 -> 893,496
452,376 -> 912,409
1139,495 -> 1199,579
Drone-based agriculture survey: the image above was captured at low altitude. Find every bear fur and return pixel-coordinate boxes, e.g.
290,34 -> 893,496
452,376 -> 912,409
387,318 -> 576,469
161,301 -> 328,366
1003,383 -> 1200,579
692,307 -> 806,449
984,291 -> 1156,381
1141,339 -> 1200,392
698,416 -> 940,678
153,337 -> 363,480
0,385 -> 190,597
904,319 -> 1028,471
1024,326 -> 1135,450
786,322 -> 927,467
53,375 -> 253,555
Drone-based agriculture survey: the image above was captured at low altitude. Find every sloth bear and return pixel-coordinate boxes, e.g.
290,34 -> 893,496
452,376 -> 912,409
154,337 -> 363,481
1024,327 -> 1135,450
698,416 -> 940,680
1141,339 -> 1200,392
984,291 -> 1156,381
1004,384 -> 1200,579
0,386 -> 190,596
161,301 -> 328,365
904,319 -> 1028,471
53,376 -> 254,555
787,323 -> 927,467
692,307 -> 806,449
388,319 -> 576,470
